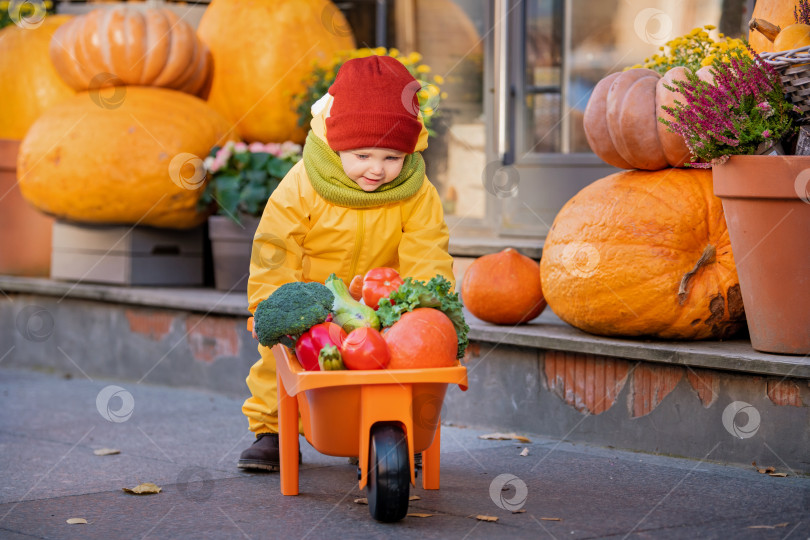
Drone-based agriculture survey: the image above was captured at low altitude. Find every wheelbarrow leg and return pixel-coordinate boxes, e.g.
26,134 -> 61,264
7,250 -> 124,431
278,372 -> 299,496
422,420 -> 441,490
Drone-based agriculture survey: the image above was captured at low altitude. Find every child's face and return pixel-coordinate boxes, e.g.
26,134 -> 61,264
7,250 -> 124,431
338,148 -> 407,192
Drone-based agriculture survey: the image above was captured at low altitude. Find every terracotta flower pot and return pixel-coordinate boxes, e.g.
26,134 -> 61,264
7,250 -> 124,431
713,155 -> 810,355
0,138 -> 53,276
208,214 -> 260,292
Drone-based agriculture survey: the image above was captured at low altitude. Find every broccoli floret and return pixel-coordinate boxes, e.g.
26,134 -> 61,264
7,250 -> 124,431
253,282 -> 334,348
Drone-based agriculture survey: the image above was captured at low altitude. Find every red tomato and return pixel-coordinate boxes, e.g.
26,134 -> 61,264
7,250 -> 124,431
362,267 -> 404,310
340,327 -> 391,370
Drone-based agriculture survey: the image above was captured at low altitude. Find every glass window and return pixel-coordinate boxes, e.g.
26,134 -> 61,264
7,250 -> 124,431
392,0 -> 488,220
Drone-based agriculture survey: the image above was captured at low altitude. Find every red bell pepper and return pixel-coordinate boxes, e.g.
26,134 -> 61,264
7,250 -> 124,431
362,267 -> 404,310
294,322 -> 347,371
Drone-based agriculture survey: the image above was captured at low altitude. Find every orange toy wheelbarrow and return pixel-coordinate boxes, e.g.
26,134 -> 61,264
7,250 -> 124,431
272,344 -> 468,522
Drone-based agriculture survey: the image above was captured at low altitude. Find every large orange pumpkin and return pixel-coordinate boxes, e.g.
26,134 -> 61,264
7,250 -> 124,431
18,87 -> 232,229
461,248 -> 546,324
540,168 -> 745,340
384,308 -> 457,369
197,0 -> 355,143
749,0 -> 802,54
49,7 -> 211,96
0,15 -> 75,139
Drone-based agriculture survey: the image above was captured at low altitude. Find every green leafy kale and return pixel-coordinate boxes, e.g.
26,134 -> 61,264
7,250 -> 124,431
376,275 -> 469,359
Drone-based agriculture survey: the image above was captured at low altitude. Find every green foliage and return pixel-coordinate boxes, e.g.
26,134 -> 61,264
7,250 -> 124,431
253,282 -> 334,348
0,0 -> 55,30
199,141 -> 302,224
376,275 -> 469,359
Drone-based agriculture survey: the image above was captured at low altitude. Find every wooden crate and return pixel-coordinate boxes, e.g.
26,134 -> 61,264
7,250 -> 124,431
51,221 -> 204,286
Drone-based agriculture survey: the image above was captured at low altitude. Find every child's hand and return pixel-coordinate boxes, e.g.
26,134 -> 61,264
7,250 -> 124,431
349,274 -> 363,301
247,316 -> 259,341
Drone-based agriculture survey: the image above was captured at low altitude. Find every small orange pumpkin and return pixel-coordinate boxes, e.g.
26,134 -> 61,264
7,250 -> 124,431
49,7 -> 211,96
384,308 -> 457,369
461,248 -> 546,324
540,168 -> 745,340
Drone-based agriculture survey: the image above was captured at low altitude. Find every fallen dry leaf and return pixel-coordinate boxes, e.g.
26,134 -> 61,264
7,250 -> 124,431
541,517 -> 562,521
409,495 -> 421,501
476,515 -> 499,522
354,498 -> 368,505
748,523 -> 789,529
752,461 -> 776,474
122,482 -> 161,495
512,509 -> 526,514
66,518 -> 87,525
93,448 -> 120,456
407,513 -> 434,518
768,472 -> 788,477
520,447 -> 530,457
479,432 -> 532,443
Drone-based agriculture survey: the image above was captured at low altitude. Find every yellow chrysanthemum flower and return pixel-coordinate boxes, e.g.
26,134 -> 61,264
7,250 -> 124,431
422,107 -> 434,116
374,46 -> 387,56
408,52 -> 422,64
703,24 -> 716,31
416,64 -> 431,73
388,48 -> 399,58
434,74 -> 445,84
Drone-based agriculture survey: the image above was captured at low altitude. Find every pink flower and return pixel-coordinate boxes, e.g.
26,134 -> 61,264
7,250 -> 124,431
234,142 -> 248,153
264,142 -> 282,156
757,101 -> 774,118
215,145 -> 231,163
249,142 -> 265,153
211,154 -> 227,171
762,129 -> 771,138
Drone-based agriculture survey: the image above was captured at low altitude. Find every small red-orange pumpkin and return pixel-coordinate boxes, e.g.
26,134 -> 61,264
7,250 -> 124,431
461,248 -> 546,324
384,308 -> 457,369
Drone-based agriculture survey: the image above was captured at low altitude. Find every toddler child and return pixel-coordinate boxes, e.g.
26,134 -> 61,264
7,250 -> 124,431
238,55 -> 454,470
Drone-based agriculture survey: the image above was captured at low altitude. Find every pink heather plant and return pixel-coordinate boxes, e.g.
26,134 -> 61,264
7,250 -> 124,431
659,47 -> 797,168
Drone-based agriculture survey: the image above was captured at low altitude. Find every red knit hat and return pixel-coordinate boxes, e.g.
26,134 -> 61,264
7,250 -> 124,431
326,55 -> 423,154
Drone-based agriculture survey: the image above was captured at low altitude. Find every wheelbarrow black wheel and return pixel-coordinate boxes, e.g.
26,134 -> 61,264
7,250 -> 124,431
367,422 -> 410,522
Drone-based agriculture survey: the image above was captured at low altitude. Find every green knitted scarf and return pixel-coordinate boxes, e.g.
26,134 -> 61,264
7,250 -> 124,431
303,131 -> 424,208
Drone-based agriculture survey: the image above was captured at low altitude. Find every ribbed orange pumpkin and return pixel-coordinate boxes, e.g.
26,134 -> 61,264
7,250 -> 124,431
49,7 -> 211,96
197,0 -> 355,143
18,87 -> 232,229
540,168 -> 745,340
584,69 -> 688,170
749,0 -> 802,54
462,248 -> 546,324
0,15 -> 75,139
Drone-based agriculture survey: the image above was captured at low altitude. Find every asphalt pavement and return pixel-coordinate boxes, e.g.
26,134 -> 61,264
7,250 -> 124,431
1,367 -> 808,539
